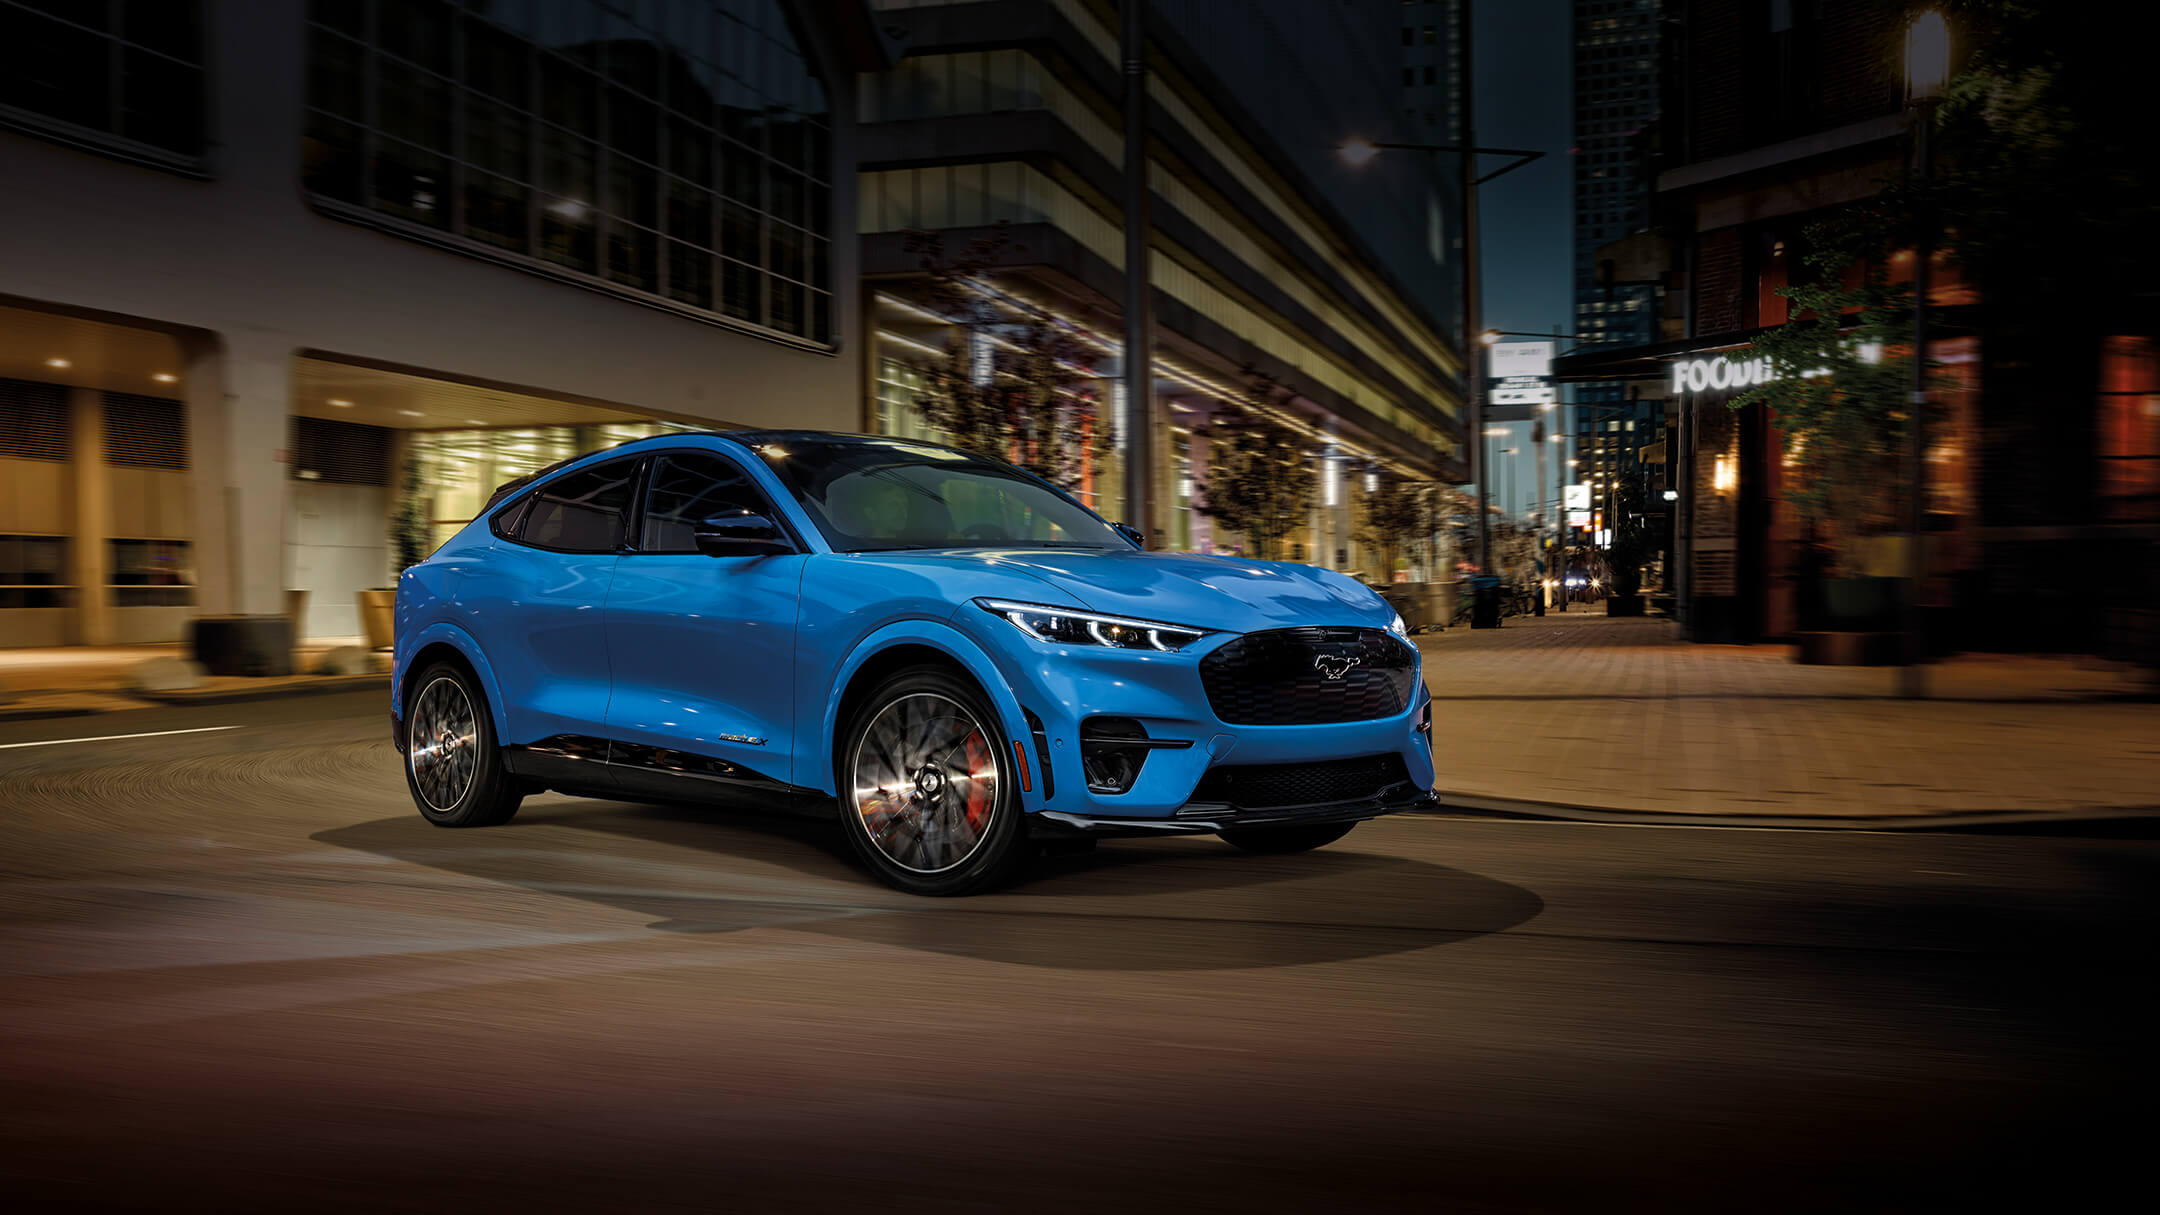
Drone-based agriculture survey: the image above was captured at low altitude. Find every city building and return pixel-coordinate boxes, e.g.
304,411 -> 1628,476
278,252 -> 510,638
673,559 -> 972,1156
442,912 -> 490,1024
1566,0 -> 1665,568
1553,0 -> 1928,641
1552,0 -> 2159,652
855,0 -> 1467,575
0,0 -> 892,648
1399,0 -> 1465,145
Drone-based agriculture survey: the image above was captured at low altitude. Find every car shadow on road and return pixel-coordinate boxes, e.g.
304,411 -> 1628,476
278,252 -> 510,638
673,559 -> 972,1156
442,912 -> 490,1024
313,801 -> 1544,971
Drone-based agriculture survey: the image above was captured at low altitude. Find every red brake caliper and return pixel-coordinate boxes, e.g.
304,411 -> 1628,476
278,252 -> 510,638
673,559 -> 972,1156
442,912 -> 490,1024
960,731 -> 993,830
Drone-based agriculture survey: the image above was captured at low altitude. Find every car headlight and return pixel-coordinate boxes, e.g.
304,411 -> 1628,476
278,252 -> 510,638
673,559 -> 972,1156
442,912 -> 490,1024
1387,608 -> 1409,638
977,599 -> 1211,652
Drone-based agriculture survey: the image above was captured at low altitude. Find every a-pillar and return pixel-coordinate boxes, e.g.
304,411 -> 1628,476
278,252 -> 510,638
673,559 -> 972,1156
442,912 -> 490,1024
65,387 -> 112,645
185,329 -> 292,619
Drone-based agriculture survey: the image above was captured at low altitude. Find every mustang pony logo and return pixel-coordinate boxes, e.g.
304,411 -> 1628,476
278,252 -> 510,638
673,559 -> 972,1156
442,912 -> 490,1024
1313,653 -> 1362,681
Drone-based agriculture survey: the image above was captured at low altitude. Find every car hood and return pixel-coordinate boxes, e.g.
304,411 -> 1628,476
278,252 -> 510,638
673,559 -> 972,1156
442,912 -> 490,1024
944,548 -> 1399,634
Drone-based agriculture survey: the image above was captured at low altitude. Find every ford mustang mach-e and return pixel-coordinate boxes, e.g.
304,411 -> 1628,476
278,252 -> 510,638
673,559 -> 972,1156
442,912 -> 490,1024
391,431 -> 1435,894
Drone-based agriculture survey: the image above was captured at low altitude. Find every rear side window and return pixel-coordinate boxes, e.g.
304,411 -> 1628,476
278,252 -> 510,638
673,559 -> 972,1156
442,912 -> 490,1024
514,460 -> 638,553
639,453 -> 777,553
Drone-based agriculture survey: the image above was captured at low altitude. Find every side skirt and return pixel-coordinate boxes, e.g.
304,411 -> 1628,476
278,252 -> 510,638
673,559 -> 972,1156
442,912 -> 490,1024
502,734 -> 833,819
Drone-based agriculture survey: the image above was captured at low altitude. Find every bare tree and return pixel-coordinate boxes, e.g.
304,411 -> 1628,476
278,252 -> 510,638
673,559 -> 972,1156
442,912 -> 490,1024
1195,372 -> 1318,560
900,226 -> 1108,489
1356,477 -> 1433,581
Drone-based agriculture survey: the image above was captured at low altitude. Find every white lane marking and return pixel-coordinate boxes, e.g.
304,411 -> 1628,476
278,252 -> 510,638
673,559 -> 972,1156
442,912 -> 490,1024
0,725 -> 238,751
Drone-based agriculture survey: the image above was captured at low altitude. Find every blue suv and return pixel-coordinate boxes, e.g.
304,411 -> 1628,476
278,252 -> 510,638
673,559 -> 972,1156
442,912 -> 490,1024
392,431 -> 1436,895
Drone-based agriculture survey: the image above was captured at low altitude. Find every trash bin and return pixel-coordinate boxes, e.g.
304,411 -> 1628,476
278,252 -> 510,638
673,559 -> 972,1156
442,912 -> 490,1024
1470,575 -> 1502,630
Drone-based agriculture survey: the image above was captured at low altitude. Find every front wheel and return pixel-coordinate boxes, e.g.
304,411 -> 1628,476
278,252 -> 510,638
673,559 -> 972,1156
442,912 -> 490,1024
837,666 -> 1028,896
1219,822 -> 1356,854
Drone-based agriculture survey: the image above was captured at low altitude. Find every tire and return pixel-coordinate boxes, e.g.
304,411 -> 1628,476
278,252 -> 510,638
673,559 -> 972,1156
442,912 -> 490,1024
836,665 -> 1028,896
1219,822 -> 1356,854
402,660 -> 522,828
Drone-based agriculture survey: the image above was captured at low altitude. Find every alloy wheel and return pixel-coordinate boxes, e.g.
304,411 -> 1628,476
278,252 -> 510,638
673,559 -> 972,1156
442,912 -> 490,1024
408,674 -> 479,812
850,692 -> 1001,874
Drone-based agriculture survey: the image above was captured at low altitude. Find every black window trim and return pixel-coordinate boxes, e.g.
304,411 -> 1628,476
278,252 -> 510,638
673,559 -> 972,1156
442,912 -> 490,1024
304,199 -> 839,355
625,447 -> 805,556
0,0 -> 216,179
492,454 -> 647,555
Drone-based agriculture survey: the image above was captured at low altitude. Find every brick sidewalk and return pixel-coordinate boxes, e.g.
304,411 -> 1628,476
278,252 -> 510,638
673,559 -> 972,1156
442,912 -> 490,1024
1417,608 -> 2160,822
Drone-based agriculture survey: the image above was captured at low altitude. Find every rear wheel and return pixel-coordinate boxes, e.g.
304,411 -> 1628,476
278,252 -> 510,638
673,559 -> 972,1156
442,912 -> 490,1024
403,661 -> 522,828
838,667 -> 1026,896
1219,822 -> 1356,854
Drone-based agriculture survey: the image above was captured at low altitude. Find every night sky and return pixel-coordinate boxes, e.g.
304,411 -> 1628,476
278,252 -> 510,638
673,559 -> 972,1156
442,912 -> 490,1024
1471,0 -> 1573,342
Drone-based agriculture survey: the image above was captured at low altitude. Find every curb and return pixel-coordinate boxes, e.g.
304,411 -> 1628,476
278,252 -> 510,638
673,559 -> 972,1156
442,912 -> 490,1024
134,673 -> 391,706
0,703 -> 103,723
1427,789 -> 2160,834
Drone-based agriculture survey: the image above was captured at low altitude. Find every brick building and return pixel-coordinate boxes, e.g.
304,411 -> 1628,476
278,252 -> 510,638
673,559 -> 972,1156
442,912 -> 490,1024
1553,0 -> 2159,654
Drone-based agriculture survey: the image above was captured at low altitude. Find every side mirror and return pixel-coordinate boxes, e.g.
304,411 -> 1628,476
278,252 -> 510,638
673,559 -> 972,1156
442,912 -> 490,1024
1112,521 -> 1145,549
693,512 -> 792,557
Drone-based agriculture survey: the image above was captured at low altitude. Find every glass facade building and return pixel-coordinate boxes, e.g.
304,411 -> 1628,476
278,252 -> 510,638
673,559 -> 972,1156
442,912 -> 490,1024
858,0 -> 1466,577
0,0 -> 207,169
303,0 -> 835,341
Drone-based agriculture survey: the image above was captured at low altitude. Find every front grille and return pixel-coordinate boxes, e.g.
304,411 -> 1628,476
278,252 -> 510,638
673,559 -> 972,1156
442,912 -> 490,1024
1198,626 -> 1416,725
1191,753 -> 1413,809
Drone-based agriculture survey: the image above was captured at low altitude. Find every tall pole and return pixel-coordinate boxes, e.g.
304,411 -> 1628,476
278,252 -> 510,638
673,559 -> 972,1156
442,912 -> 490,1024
1533,415 -> 1546,607
1502,449 -> 1515,528
1461,0 -> 1489,587
1121,0 -> 1154,545
1553,323 -> 1566,611
1899,103 -> 1933,697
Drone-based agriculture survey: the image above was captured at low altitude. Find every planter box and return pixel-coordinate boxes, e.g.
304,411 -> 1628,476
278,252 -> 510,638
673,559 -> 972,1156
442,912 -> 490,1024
357,589 -> 396,651
1821,576 -> 1900,631
1793,630 -> 1905,666
1606,593 -> 1646,617
191,616 -> 294,677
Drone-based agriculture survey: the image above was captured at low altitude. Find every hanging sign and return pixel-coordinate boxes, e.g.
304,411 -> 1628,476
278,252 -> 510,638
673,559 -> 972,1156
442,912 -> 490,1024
1489,341 -> 1555,405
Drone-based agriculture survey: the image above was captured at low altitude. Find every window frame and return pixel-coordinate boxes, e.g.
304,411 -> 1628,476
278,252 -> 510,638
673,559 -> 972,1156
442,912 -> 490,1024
625,448 -> 804,556
495,455 -> 647,555
0,0 -> 214,179
297,1 -> 836,351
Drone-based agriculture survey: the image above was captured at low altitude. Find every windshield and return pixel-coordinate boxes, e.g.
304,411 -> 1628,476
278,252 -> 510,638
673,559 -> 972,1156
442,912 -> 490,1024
751,437 -> 1127,553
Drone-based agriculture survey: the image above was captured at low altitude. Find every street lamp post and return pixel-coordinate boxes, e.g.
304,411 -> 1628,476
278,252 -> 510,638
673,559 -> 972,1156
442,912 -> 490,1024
1340,131 -> 1544,629
1551,430 -> 1568,610
1121,0 -> 1154,548
1900,10 -> 1949,698
1499,447 -> 1517,528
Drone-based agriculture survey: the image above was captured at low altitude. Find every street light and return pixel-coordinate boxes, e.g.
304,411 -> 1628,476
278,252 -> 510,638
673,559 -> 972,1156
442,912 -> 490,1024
1900,9 -> 1949,698
1485,328 -> 1590,344
1906,10 -> 1949,100
1339,124 -> 1547,628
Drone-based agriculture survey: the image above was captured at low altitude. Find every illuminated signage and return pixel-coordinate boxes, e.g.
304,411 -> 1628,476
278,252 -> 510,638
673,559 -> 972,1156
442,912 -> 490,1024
1670,355 -> 1791,395
1489,341 -> 1555,405
1563,483 -> 1590,511
1669,342 -> 1880,396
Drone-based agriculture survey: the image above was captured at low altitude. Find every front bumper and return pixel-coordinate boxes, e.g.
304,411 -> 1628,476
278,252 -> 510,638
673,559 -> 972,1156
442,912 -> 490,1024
973,620 -> 1437,824
1029,783 -> 1437,838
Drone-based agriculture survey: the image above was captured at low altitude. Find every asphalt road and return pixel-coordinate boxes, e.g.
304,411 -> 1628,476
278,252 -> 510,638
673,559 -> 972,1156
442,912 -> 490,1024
1,694 -> 2152,1212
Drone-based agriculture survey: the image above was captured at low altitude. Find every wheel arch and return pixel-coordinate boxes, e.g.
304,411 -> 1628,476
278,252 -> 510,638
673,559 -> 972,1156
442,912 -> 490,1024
812,622 -> 1028,800
396,623 -> 510,742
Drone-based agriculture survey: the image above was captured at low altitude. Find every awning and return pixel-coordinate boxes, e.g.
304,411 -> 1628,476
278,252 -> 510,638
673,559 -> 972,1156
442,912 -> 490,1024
1549,327 -> 1772,384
